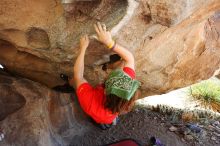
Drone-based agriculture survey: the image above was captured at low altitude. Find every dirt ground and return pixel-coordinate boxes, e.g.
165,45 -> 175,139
69,107 -> 220,146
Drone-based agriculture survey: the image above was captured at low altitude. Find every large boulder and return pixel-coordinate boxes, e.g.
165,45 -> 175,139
135,1 -> 220,93
0,72 -> 26,121
0,0 -> 128,87
0,71 -> 189,146
0,0 -> 219,95
0,70 -> 93,146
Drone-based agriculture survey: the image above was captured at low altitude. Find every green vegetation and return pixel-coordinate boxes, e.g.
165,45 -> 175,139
189,78 -> 220,112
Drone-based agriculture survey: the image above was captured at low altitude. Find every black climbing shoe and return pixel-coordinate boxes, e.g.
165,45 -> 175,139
60,73 -> 69,82
99,117 -> 119,130
99,124 -> 112,130
90,117 -> 119,130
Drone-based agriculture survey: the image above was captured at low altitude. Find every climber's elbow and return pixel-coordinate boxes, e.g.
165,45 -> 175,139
124,53 -> 135,70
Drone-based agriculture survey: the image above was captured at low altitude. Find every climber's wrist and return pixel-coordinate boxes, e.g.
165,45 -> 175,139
106,40 -> 114,48
106,40 -> 116,51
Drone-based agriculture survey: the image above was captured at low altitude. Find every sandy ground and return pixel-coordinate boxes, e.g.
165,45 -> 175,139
69,107 -> 220,146
70,108 -> 188,146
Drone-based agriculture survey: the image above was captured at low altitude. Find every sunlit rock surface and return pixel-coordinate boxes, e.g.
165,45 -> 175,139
0,0 -> 128,87
0,1 -> 220,145
135,1 -> 220,94
0,0 -> 219,94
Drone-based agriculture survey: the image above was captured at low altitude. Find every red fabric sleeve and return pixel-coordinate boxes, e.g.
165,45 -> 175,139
76,83 -> 117,124
76,83 -> 93,112
123,67 -> 135,79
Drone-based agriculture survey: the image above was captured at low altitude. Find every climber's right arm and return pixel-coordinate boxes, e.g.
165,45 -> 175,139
109,43 -> 135,70
69,35 -> 89,88
94,22 -> 135,70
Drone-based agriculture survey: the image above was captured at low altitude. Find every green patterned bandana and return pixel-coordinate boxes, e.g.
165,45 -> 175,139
105,69 -> 140,101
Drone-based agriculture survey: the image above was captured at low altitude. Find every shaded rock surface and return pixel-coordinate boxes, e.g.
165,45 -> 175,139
0,0 -> 219,95
0,70 -> 188,146
1,71 -> 220,146
0,72 -> 26,121
0,71 -> 92,146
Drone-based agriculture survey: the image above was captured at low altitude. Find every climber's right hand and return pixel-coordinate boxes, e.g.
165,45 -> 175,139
94,22 -> 113,49
80,34 -> 89,52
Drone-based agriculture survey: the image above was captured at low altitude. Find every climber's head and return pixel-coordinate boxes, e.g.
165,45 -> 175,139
104,69 -> 140,114
104,89 -> 140,114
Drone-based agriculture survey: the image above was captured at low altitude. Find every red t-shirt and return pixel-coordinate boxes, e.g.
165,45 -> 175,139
76,67 -> 135,124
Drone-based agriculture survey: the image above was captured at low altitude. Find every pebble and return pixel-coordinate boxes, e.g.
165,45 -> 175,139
198,124 -> 204,128
212,121 -> 220,126
200,130 -> 207,139
211,136 -> 217,141
185,135 -> 194,140
201,119 -> 210,125
178,127 -> 191,135
181,138 -> 185,142
169,126 -> 178,132
186,124 -> 201,133
199,141 -> 203,145
170,115 -> 179,124
215,125 -> 220,130
214,126 -> 220,133
214,132 -> 220,137
184,128 -> 191,135
208,125 -> 215,131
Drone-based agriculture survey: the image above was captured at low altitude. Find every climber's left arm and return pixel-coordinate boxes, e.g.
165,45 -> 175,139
69,35 -> 89,88
94,22 -> 135,70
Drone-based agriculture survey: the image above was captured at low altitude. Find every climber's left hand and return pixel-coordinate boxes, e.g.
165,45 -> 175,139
94,22 -> 113,48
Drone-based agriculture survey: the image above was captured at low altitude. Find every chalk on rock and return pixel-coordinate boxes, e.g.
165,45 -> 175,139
0,133 -> 4,141
1,133 -> 4,139
169,126 -> 178,132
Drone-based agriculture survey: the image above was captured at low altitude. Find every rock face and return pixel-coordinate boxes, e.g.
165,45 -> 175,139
0,70 -> 93,146
0,0 -> 219,95
0,0 -> 128,87
0,71 -> 190,146
0,72 -> 26,121
135,1 -> 220,93
140,0 -> 211,26
1,1 -> 220,146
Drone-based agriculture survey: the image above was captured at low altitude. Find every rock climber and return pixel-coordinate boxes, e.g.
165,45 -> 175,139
69,22 -> 140,129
